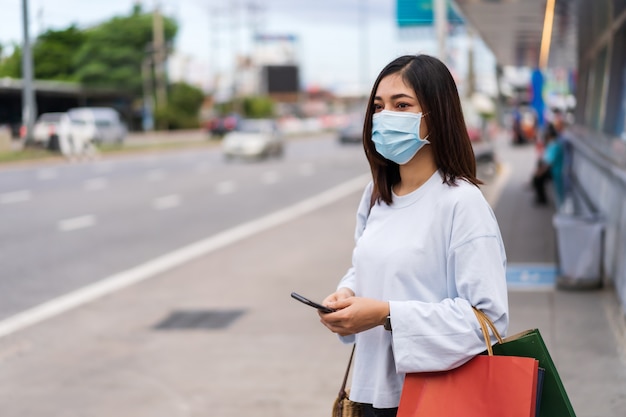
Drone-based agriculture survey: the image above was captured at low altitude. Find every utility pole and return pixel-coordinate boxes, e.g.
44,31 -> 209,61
433,0 -> 447,62
359,0 -> 369,97
230,1 -> 239,100
21,0 -> 37,142
467,27 -> 475,98
142,54 -> 154,131
208,6 -> 220,93
153,4 -> 167,117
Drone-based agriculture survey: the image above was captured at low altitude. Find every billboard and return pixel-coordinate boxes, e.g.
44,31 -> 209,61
396,0 -> 463,27
262,65 -> 300,94
253,34 -> 298,65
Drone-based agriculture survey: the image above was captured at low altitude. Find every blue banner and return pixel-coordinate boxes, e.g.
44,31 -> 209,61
396,0 -> 464,27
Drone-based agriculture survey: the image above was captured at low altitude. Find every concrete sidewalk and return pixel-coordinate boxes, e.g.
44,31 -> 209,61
491,136 -> 626,416
0,135 -> 625,416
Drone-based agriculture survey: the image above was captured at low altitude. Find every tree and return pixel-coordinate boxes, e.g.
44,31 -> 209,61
33,26 -> 86,81
154,82 -> 205,129
242,96 -> 275,118
0,43 -> 22,78
73,7 -> 177,95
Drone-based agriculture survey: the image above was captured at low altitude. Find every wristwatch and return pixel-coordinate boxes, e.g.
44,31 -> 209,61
383,315 -> 392,331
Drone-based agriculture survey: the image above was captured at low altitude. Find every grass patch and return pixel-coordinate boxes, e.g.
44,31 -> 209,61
0,139 -> 219,166
0,147 -> 61,164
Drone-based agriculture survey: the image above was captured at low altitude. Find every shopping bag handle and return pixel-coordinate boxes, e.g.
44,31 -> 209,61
472,307 -> 504,356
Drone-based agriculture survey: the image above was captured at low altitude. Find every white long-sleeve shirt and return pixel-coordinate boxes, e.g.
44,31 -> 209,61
338,171 -> 509,408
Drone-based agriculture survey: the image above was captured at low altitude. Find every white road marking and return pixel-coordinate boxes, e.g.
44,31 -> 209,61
261,171 -> 279,184
0,190 -> 32,204
299,163 -> 315,176
146,169 -> 166,181
57,215 -> 96,232
0,173 -> 370,338
37,168 -> 57,180
216,180 -> 236,194
83,177 -> 109,191
153,194 -> 181,210
194,162 -> 210,173
92,162 -> 115,173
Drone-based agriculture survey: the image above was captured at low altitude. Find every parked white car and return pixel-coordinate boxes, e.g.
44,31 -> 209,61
222,119 -> 284,160
31,112 -> 68,148
66,107 -> 127,146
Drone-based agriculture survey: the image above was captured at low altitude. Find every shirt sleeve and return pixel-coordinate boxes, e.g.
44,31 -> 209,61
336,181 -> 373,293
389,189 -> 509,373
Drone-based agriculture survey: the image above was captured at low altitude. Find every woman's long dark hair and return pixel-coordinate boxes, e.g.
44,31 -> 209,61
362,54 -> 481,205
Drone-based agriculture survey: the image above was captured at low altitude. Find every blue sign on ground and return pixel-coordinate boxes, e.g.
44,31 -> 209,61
506,263 -> 557,289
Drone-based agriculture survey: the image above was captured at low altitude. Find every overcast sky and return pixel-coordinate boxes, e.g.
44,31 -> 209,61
0,0 -> 496,94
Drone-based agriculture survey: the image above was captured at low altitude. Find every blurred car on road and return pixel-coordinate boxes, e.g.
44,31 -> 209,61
205,113 -> 241,138
66,107 -> 127,146
338,115 -> 364,144
30,112 -> 69,150
222,119 -> 284,160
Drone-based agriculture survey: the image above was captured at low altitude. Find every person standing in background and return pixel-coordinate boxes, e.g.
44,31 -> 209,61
532,123 -> 565,207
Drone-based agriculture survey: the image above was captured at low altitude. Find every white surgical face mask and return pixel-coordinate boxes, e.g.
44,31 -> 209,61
371,110 -> 429,164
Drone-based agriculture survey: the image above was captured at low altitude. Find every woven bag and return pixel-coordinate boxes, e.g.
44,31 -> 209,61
332,345 -> 362,417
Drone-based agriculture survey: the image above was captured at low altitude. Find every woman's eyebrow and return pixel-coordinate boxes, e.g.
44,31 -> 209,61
374,93 -> 415,101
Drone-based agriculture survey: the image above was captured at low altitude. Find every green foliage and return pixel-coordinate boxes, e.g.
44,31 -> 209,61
0,44 -> 22,78
215,101 -> 237,116
74,11 -> 177,94
242,96 -> 275,118
0,7 -> 177,94
154,82 -> 205,130
33,26 -> 86,81
170,82 -> 205,114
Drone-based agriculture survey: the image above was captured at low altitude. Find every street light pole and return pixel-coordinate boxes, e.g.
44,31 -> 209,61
21,0 -> 37,142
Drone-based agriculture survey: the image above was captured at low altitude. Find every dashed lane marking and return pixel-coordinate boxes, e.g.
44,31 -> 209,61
92,162 -> 115,173
57,215 -> 96,232
261,171 -> 279,184
146,169 -> 166,182
299,163 -> 315,176
153,194 -> 181,210
216,180 -> 236,194
83,177 -> 109,191
0,190 -> 32,204
36,168 -> 58,180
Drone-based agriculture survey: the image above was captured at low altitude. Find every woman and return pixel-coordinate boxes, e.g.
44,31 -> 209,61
319,54 -> 509,417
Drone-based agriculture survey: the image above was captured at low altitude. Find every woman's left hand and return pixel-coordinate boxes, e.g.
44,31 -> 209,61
318,297 -> 389,336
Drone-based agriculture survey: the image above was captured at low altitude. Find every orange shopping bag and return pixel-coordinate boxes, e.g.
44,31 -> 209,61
397,309 -> 540,417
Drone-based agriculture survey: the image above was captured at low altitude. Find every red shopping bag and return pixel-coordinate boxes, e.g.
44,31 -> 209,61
398,355 -> 539,417
397,309 -> 540,417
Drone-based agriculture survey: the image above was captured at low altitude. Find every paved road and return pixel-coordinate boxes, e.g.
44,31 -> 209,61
0,134 -> 368,319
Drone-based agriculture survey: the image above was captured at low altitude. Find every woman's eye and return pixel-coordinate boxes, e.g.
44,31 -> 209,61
373,104 -> 383,112
397,103 -> 410,109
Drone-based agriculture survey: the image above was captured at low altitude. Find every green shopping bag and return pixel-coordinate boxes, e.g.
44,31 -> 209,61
490,328 -> 576,417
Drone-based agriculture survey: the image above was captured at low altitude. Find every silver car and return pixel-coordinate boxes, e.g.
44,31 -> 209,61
66,107 -> 127,146
222,119 -> 284,160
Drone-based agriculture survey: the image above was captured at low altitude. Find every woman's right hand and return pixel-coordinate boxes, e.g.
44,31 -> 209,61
321,287 -> 354,307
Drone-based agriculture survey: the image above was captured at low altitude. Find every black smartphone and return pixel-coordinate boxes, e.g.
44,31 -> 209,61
290,292 -> 336,314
